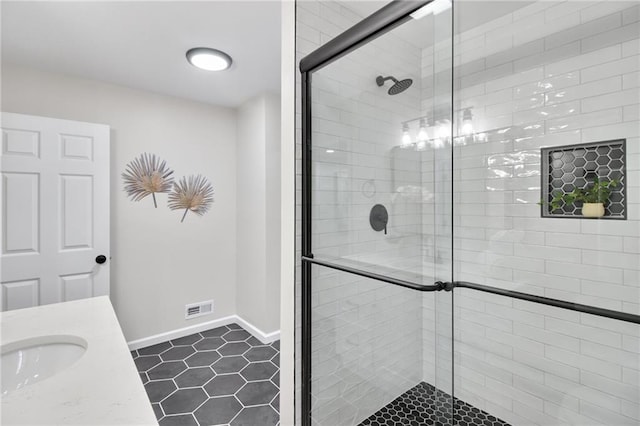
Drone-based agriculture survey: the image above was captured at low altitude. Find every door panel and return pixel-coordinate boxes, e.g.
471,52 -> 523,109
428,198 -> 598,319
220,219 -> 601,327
60,273 -> 93,302
60,174 -> 93,250
1,112 -> 110,310
3,172 -> 39,254
60,134 -> 93,161
1,278 -> 39,310
2,128 -> 40,158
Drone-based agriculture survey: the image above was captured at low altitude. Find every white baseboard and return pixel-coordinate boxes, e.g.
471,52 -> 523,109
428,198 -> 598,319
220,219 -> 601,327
234,316 -> 280,344
127,315 -> 280,350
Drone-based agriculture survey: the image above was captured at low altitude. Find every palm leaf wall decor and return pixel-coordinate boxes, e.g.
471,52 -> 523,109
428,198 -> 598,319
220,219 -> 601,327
122,153 -> 174,208
168,175 -> 214,222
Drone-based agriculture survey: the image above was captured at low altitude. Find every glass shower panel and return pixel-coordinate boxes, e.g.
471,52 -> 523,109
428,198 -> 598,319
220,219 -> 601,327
308,3 -> 454,425
452,1 -> 640,425
421,0 -> 455,402
309,2 -> 452,287
454,291 -> 640,425
310,36 -> 425,285
310,263 -> 423,425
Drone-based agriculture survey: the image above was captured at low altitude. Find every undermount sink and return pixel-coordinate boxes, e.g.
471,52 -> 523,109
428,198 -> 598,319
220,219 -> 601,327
1,335 -> 87,395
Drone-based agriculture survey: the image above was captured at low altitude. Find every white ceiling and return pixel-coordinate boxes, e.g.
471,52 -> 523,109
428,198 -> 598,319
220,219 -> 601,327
1,1 -> 281,108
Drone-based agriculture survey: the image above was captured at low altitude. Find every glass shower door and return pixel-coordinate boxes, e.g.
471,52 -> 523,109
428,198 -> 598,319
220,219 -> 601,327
300,1 -> 455,424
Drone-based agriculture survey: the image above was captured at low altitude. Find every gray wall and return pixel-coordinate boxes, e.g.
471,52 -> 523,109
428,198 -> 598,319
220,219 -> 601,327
2,64 -> 238,341
237,93 -> 282,334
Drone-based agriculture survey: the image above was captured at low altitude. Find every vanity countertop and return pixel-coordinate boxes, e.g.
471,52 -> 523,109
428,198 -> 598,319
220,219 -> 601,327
1,296 -> 157,425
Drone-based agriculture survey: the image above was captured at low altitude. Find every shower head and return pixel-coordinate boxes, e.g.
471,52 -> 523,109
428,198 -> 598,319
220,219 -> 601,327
376,75 -> 413,95
388,78 -> 413,95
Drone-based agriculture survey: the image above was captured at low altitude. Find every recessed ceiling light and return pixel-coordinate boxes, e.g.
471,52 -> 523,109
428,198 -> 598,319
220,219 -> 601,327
186,47 -> 232,71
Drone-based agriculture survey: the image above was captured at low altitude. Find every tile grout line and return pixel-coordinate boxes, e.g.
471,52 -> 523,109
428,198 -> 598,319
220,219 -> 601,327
132,323 -> 280,426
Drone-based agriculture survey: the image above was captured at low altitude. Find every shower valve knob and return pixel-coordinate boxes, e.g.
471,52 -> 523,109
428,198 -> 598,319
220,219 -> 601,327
95,255 -> 107,264
370,204 -> 389,234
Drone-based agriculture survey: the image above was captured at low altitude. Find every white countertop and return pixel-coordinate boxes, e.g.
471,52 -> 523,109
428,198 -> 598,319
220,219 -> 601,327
1,296 -> 158,425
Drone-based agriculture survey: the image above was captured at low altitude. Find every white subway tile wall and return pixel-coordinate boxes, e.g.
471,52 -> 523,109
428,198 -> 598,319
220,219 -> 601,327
445,1 -> 640,424
296,1 -> 639,425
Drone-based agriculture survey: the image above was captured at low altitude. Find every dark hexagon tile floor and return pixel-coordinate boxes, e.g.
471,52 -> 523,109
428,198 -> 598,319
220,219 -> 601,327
132,324 -> 279,426
358,382 -> 511,426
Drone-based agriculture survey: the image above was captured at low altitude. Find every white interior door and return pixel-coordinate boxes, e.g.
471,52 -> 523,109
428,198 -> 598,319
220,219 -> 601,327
1,112 -> 110,311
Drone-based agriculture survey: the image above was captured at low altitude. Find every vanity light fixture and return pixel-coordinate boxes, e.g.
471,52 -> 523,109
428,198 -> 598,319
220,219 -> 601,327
416,118 -> 429,151
186,47 -> 232,71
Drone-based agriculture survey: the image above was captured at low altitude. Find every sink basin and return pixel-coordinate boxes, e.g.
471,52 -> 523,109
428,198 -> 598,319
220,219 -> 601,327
1,335 -> 87,395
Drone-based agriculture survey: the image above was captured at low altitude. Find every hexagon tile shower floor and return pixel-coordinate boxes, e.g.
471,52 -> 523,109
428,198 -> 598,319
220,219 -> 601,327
358,382 -> 510,426
131,324 -> 279,426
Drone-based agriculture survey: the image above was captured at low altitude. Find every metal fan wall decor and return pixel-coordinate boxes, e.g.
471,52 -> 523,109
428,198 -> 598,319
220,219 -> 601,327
122,153 -> 174,208
168,175 -> 214,222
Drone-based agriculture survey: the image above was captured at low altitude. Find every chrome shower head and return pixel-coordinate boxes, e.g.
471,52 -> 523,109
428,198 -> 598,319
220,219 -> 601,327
376,75 -> 413,95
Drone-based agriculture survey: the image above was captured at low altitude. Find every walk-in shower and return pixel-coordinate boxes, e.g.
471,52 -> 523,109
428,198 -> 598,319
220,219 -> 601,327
297,0 -> 640,425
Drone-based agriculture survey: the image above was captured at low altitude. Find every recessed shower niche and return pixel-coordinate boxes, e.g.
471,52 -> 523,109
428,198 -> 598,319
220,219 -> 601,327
541,140 -> 626,219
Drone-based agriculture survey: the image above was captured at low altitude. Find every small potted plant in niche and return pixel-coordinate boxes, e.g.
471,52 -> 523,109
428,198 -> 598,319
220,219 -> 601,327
541,177 -> 619,218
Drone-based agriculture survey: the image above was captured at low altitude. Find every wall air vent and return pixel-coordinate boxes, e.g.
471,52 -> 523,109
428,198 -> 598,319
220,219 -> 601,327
185,300 -> 214,319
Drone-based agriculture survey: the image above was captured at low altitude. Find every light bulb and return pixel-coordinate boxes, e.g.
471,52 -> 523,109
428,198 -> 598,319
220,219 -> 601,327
402,123 -> 412,147
402,132 -> 412,146
462,108 -> 473,136
418,118 -> 428,142
438,120 -> 451,139
186,48 -> 232,71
